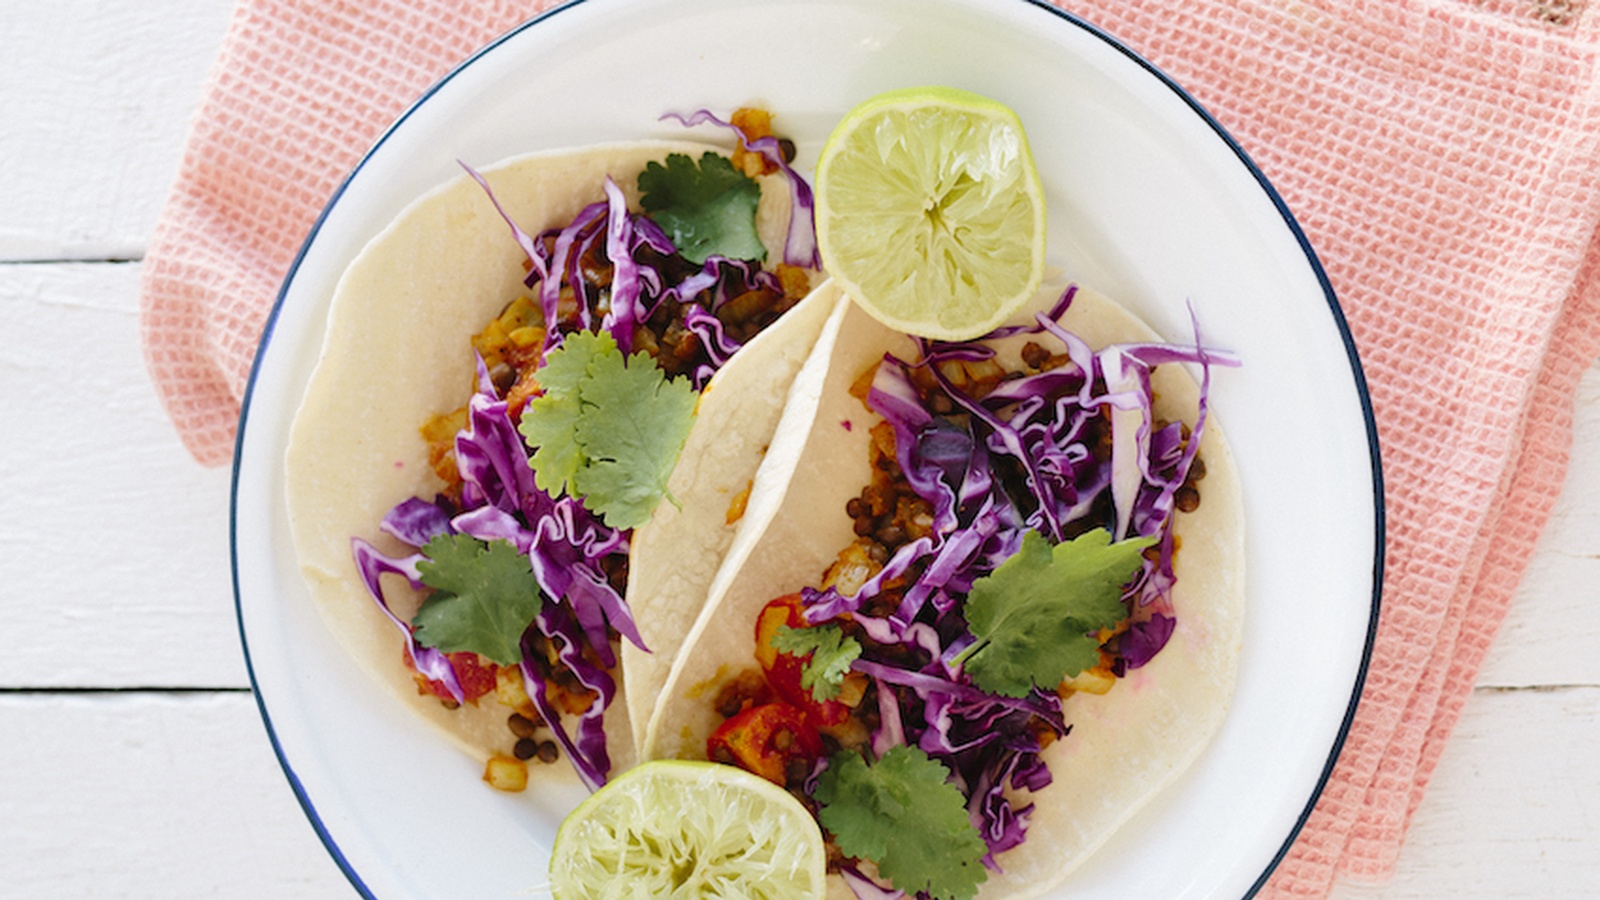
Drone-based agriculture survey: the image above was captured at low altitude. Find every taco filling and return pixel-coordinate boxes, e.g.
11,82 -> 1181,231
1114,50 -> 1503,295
292,109 -> 834,793
680,284 -> 1238,898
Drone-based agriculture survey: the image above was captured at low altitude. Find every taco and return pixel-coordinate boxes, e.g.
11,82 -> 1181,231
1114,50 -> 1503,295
284,130 -> 844,791
640,274 -> 1243,898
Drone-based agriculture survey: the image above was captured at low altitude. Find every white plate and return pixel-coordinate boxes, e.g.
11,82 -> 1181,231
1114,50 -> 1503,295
232,0 -> 1382,897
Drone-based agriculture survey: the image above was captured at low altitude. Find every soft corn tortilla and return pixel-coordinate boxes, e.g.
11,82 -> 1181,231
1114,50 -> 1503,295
643,275 -> 1244,897
284,141 -> 835,782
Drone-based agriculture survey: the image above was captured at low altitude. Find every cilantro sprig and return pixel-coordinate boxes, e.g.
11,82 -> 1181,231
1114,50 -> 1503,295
412,534 -> 544,666
814,747 -> 988,900
771,624 -> 862,702
953,528 -> 1153,698
637,152 -> 766,264
517,330 -> 698,530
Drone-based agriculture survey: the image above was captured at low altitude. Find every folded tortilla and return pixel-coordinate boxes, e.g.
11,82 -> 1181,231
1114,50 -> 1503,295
642,275 -> 1244,896
284,141 -> 835,782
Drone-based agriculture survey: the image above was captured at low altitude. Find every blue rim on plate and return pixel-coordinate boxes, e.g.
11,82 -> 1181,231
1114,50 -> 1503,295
231,1 -> 1383,896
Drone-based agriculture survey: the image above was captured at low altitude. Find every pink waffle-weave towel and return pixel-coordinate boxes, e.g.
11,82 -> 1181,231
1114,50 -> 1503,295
139,0 -> 1600,895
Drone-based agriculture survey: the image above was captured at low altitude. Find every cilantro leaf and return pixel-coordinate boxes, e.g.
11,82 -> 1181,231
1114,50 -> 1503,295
517,330 -> 698,529
955,528 -> 1153,698
814,747 -> 988,900
519,331 -> 612,498
412,534 -> 544,666
520,390 -> 585,498
637,152 -> 765,264
771,624 -> 862,702
569,340 -> 698,528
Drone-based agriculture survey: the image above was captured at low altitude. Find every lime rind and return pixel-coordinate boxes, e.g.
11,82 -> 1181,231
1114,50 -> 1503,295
815,87 -> 1047,341
550,760 -> 826,899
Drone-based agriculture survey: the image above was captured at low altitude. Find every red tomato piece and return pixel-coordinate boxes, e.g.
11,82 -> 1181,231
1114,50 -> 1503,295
754,595 -> 851,729
407,650 -> 497,705
706,702 -> 824,786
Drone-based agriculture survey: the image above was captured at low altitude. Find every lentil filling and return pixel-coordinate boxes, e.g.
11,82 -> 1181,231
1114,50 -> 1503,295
395,141 -> 810,785
701,325 -> 1211,872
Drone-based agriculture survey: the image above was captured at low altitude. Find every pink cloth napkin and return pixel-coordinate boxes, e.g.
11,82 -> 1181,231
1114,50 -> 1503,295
140,0 -> 1600,895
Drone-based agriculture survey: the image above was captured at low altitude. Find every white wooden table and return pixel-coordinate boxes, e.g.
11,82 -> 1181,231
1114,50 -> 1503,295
3,3 -> 1596,897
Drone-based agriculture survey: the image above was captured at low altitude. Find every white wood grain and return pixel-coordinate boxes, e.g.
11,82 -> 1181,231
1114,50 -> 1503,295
1329,687 -> 1600,899
0,262 -> 242,689
0,685 -> 1592,898
0,692 -> 349,898
1476,365 -> 1600,688
0,1 -> 234,261
0,0 -> 1596,897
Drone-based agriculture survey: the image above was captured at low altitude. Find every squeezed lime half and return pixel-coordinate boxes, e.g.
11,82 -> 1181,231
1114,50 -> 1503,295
814,86 -> 1047,341
549,760 -> 827,899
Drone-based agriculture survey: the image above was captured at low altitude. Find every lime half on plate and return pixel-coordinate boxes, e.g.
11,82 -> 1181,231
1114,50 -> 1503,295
814,86 -> 1047,341
549,760 -> 827,899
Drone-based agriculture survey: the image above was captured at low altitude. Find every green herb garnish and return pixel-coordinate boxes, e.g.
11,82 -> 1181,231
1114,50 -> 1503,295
518,330 -> 698,530
638,151 -> 766,264
771,623 -> 862,702
953,528 -> 1152,698
412,534 -> 544,666
814,747 -> 988,900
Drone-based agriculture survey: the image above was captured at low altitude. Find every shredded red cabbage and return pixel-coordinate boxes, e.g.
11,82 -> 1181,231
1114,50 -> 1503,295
523,603 -> 617,793
462,163 -> 789,389
354,135 -> 815,788
800,288 -> 1236,890
352,363 -> 639,788
660,108 -> 821,269
350,539 -> 464,703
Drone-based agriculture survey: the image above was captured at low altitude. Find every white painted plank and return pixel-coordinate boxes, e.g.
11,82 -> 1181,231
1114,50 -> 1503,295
0,1 -> 234,260
0,686 -> 1592,899
0,262 -> 242,688
1,4 -> 1597,897
2,253 -> 1598,896
6,255 -> 1598,692
1477,364 -> 1600,688
1328,686 -> 1600,899
1329,370 -> 1600,896
0,692 -> 349,899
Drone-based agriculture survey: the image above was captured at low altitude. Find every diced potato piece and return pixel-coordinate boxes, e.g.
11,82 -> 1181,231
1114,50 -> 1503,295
730,107 -> 777,177
836,672 -> 869,708
420,406 -> 468,483
821,539 -> 882,597
508,325 -> 543,348
483,754 -> 528,792
495,664 -> 532,713
1060,665 -> 1117,696
774,263 -> 811,300
472,320 -> 511,369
